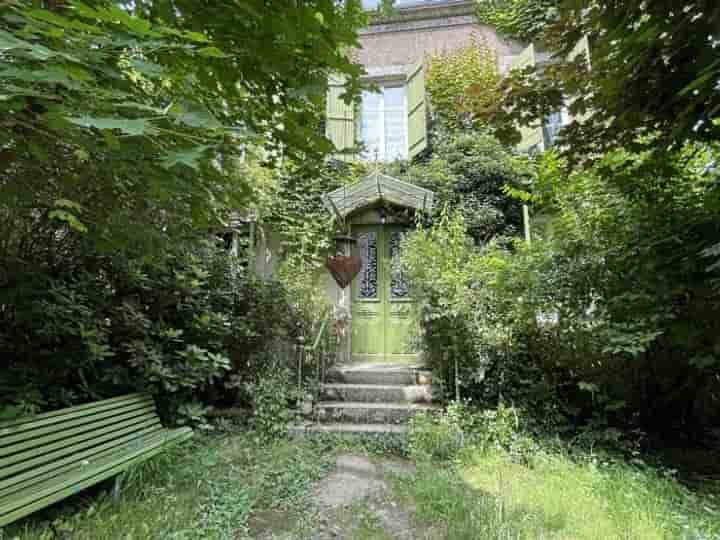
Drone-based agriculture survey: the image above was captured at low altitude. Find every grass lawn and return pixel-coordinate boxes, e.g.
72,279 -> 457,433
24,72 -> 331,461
4,427 -> 718,539
4,430 -> 335,540
394,447 -> 720,540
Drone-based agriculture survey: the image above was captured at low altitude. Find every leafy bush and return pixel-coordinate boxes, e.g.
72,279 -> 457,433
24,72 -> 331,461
245,358 -> 298,441
402,142 -> 720,441
408,403 -> 539,465
388,130 -> 530,244
0,239 -> 301,423
408,403 -> 467,462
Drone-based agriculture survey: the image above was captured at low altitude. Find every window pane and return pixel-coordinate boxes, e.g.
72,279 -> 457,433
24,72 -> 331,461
362,90 -> 382,112
385,111 -> 406,160
384,86 -> 405,110
361,91 -> 384,160
384,87 -> 406,160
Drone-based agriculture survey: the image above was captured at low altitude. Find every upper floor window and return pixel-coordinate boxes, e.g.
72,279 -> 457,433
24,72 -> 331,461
360,86 -> 407,161
325,60 -> 427,163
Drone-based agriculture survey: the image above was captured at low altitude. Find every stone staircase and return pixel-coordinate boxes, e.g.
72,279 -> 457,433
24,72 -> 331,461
290,362 -> 438,436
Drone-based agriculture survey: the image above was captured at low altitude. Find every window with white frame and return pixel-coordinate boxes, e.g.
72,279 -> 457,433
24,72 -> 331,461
359,86 -> 407,161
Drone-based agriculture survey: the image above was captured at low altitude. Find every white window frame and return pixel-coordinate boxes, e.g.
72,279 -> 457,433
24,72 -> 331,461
359,84 -> 408,162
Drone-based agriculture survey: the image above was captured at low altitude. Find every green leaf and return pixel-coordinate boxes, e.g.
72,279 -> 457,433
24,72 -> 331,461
68,116 -> 151,136
160,145 -> 210,171
578,381 -> 599,393
197,46 -> 227,58
128,58 -> 166,77
48,209 -> 88,232
54,198 -> 84,211
0,29 -> 31,51
168,102 -> 222,129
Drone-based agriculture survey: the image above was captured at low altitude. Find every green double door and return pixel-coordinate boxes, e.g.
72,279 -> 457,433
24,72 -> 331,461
351,225 -> 417,363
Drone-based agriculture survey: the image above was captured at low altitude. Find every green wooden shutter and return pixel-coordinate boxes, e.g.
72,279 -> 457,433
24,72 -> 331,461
511,44 -> 545,153
566,36 -> 591,124
568,35 -> 591,69
406,59 -> 427,160
326,74 -> 356,161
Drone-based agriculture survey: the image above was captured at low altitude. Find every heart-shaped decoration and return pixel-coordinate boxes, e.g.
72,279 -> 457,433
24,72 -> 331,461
325,255 -> 362,289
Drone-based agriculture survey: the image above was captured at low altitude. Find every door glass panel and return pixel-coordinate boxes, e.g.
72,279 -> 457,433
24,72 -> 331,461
357,231 -> 378,299
389,230 -> 410,299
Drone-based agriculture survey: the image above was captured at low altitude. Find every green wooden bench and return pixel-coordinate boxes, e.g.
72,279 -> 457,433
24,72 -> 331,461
0,393 -> 192,527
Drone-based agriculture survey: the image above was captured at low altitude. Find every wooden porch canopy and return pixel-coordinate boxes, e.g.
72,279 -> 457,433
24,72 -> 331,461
322,171 -> 435,222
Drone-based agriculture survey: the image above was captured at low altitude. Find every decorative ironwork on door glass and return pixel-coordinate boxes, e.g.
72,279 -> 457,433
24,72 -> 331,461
357,231 -> 378,299
390,231 -> 410,298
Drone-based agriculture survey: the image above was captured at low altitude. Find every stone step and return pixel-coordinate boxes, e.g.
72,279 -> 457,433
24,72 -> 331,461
325,364 -> 432,386
315,401 -> 439,424
320,383 -> 433,404
288,422 -> 408,437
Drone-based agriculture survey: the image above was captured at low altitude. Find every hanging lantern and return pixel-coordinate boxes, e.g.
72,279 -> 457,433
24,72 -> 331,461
325,234 -> 361,289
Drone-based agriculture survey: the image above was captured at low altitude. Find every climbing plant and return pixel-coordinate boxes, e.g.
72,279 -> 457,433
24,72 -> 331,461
475,0 -> 559,42
426,36 -> 501,130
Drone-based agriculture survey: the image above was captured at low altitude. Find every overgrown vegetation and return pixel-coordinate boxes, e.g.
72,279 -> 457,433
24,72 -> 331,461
425,36 -> 501,130
4,430 -> 334,540
475,0 -> 559,42
402,143 -> 720,442
0,0 -> 365,421
399,406 -> 720,540
491,0 -> 720,159
0,238 -> 305,424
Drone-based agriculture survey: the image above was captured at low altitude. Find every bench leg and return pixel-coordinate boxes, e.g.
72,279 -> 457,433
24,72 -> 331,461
112,473 -> 124,505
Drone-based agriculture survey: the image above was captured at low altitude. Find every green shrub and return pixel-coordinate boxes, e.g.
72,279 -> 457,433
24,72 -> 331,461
0,239 -> 302,424
245,359 -> 297,441
408,405 -> 466,462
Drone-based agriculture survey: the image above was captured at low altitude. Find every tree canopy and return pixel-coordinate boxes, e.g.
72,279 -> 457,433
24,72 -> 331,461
491,0 -> 720,160
0,0 -> 365,252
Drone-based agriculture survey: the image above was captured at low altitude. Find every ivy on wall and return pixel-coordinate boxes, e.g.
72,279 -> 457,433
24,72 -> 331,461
426,36 -> 501,130
260,160 -> 368,334
475,0 -> 559,43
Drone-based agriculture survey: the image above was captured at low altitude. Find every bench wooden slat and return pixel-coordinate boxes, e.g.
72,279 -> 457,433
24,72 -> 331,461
0,394 -> 149,430
0,427 -> 192,527
0,427 -> 176,501
0,405 -> 156,460
0,424 -> 166,497
0,414 -> 160,472
0,398 -> 155,449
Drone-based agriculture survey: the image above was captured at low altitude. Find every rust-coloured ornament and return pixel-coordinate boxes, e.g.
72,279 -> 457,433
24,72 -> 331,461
325,254 -> 362,289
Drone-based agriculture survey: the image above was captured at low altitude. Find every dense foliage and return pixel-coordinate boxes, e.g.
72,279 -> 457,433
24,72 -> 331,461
491,0 -> 720,160
425,37 -> 501,130
0,0 -> 367,421
403,144 -> 720,441
476,0 -> 559,42
387,130 -> 529,244
0,239 -> 305,423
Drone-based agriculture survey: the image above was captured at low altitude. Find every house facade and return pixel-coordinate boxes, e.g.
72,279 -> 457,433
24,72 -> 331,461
327,0 -> 526,163
319,1 -> 531,363
250,1 -> 579,364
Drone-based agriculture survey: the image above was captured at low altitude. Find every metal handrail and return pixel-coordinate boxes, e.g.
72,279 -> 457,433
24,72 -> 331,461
296,318 -> 330,410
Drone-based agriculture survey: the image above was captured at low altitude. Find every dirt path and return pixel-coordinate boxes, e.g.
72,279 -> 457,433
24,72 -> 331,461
309,454 -> 417,540
252,452 -> 437,540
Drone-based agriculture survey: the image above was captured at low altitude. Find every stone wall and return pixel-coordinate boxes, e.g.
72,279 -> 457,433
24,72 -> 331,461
356,1 -> 525,78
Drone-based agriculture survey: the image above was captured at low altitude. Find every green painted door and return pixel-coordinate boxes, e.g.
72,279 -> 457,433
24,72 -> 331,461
351,225 -> 417,362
